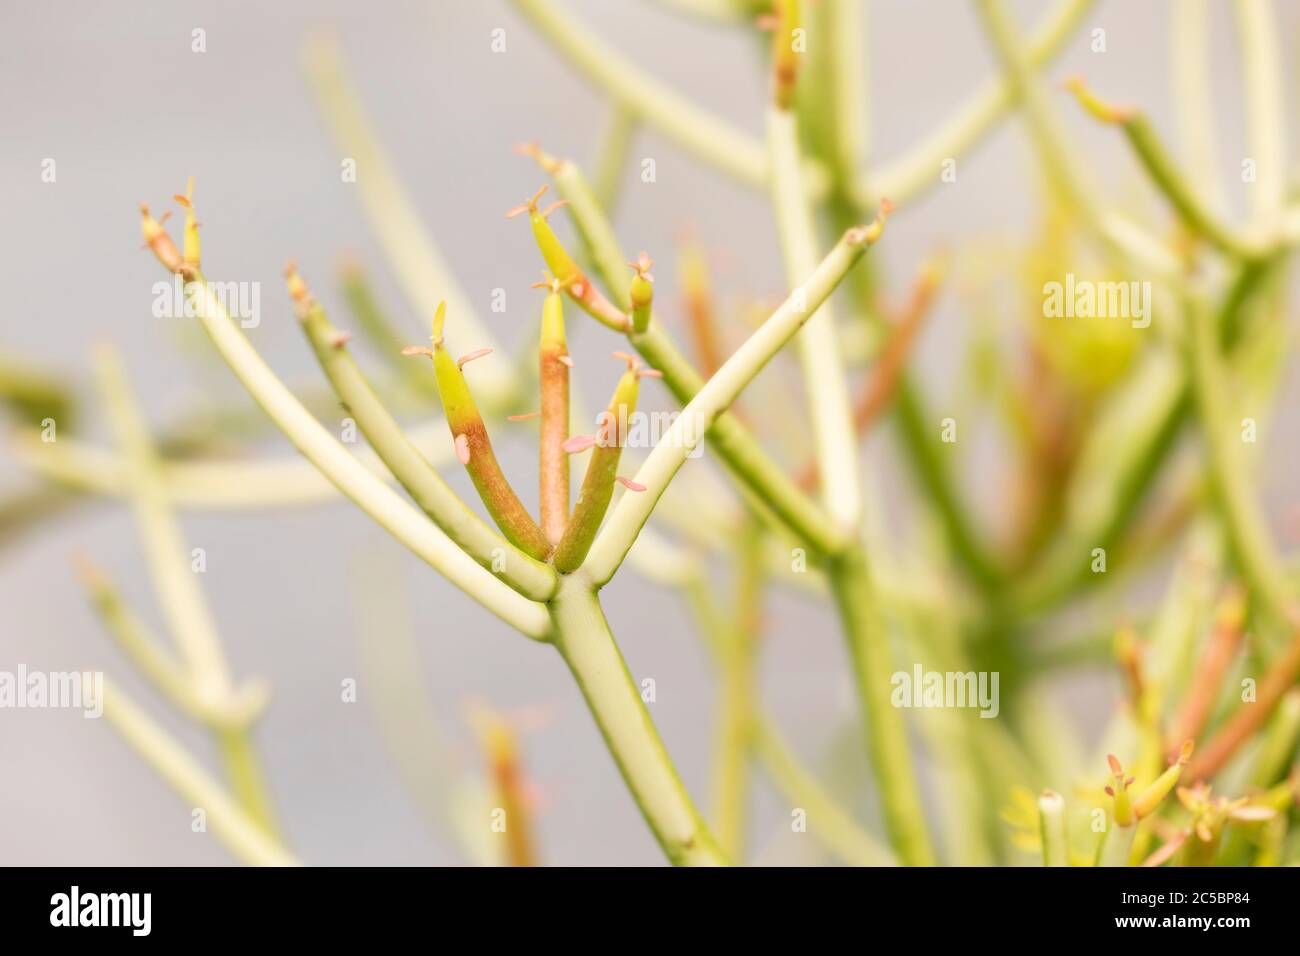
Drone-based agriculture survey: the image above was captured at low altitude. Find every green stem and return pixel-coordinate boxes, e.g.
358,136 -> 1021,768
509,0 -> 778,193
1172,0 -> 1225,212
530,149 -> 850,556
1037,789 -> 1069,866
297,288 -> 558,601
584,228 -> 881,585
217,727 -> 279,837
768,105 -> 862,528
549,573 -> 728,865
975,0 -> 1174,277
682,574 -> 895,866
304,34 -> 514,401
827,548 -> 935,865
1233,0 -> 1287,223
591,105 -> 637,215
709,521 -> 763,861
184,270 -> 552,639
868,0 -> 1093,204
102,680 -> 298,866
1118,113 -> 1266,259
1187,293 -> 1297,631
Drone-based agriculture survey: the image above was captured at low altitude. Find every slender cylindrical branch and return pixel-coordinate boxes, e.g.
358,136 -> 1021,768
552,357 -> 642,573
1064,77 -> 1268,260
339,259 -> 437,395
769,0 -> 803,109
1133,741 -> 1194,819
1037,789 -> 1069,867
136,208 -> 550,638
549,574 -> 728,865
796,253 -> 942,491
538,281 -> 571,547
583,219 -> 886,586
509,185 -> 629,332
292,266 -> 557,602
768,97 -> 868,529
102,680 -> 298,867
410,303 -> 551,561
522,144 -> 850,557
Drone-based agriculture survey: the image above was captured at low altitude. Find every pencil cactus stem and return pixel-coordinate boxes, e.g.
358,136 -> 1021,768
514,185 -> 630,332
1066,77 -> 1266,259
1134,741 -> 1193,819
553,368 -> 640,573
290,267 -> 558,603
1108,754 -> 1134,826
528,156 -> 848,554
770,0 -> 803,109
539,285 -> 571,546
584,224 -> 882,586
416,308 -> 551,561
1037,789 -> 1069,866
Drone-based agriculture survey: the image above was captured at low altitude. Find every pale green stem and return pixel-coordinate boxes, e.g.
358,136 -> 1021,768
685,573 -> 895,866
1187,294 -> 1298,632
216,728 -> 279,840
183,271 -> 551,640
768,106 -> 862,528
825,0 -> 869,177
1116,112 -> 1268,260
1038,789 -> 1069,866
1233,0 -> 1287,224
298,295 -> 558,602
550,572 -> 728,865
868,0 -> 1093,204
708,522 -> 763,861
303,34 -> 513,401
102,680 -> 299,867
583,228 -> 877,586
1172,0 -> 1225,213
339,262 -> 439,396
591,104 -> 638,215
749,721 -> 895,866
519,0 -> 1091,217
1248,688 -> 1300,788
95,348 -> 234,702
508,0 -> 827,196
95,347 -> 280,835
80,564 -> 264,729
1098,821 -> 1137,867
532,149 -> 849,555
827,547 -> 936,865
974,0 -> 1176,278
353,551 -> 500,866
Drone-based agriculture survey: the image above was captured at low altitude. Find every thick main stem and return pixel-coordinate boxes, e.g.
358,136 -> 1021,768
549,573 -> 728,866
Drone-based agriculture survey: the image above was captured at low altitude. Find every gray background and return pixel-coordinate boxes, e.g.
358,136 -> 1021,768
1,0 -> 1296,865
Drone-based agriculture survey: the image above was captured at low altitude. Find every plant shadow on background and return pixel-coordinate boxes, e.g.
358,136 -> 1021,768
4,0 -> 1300,867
